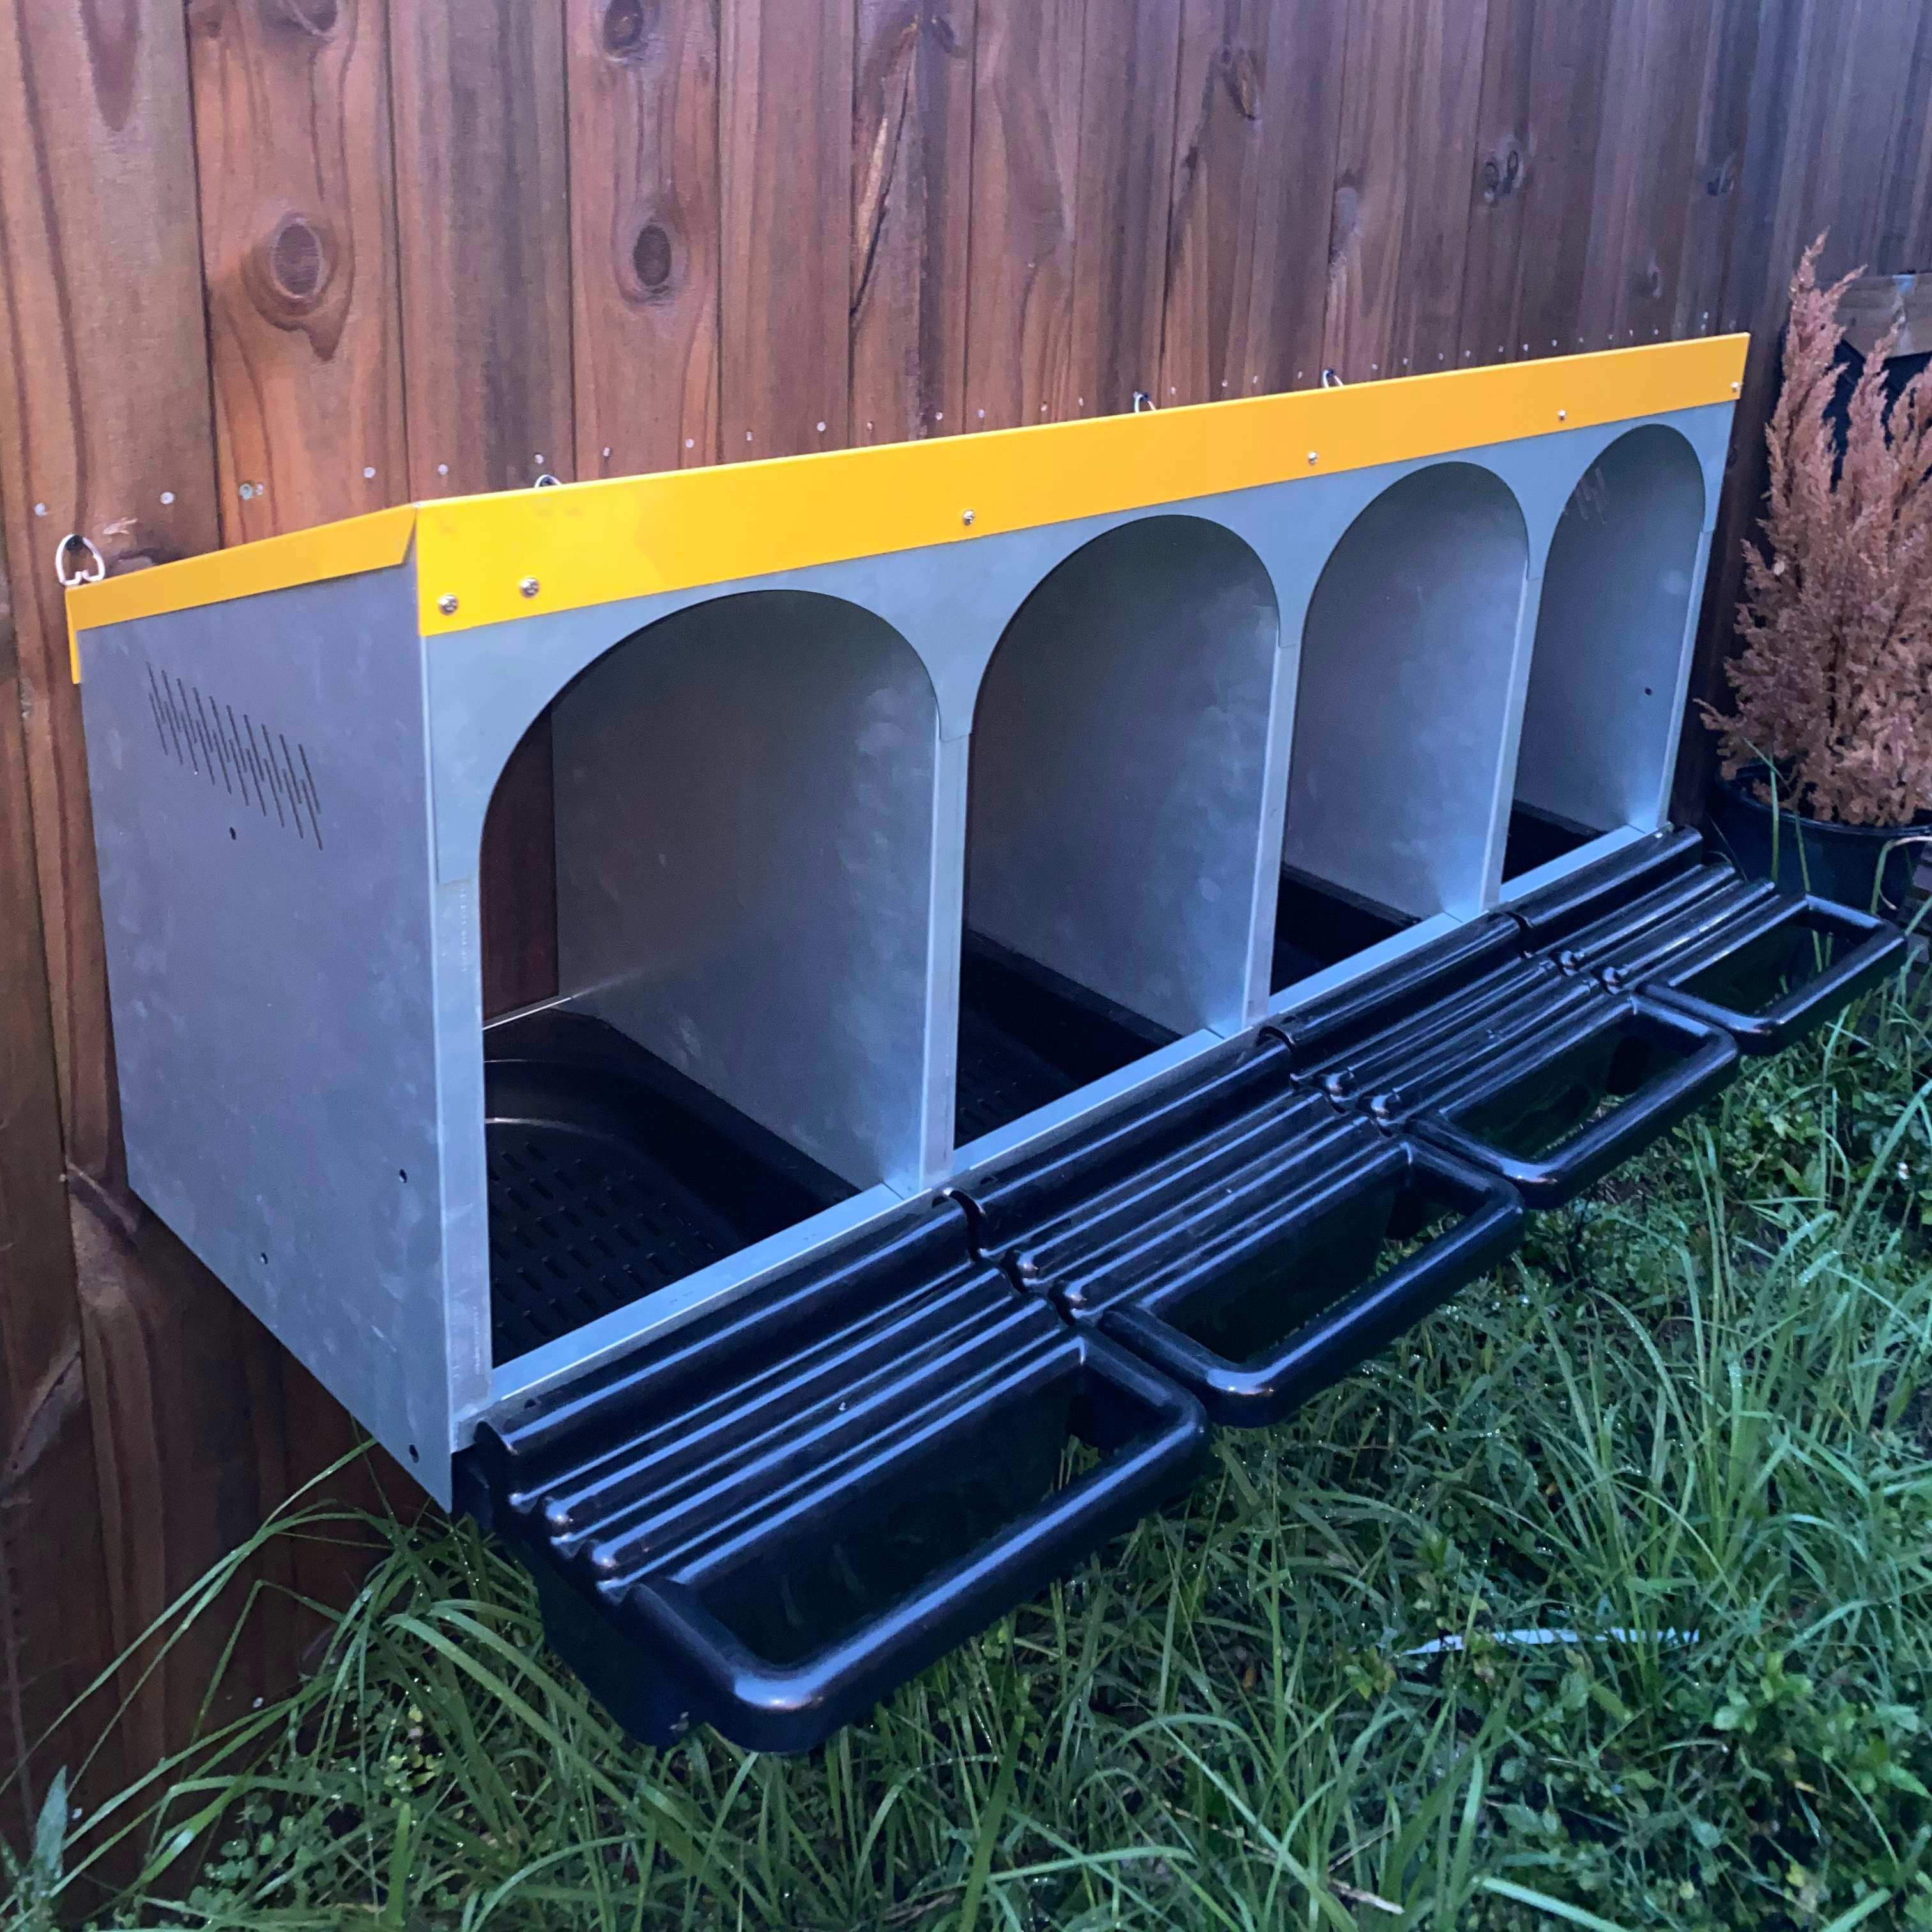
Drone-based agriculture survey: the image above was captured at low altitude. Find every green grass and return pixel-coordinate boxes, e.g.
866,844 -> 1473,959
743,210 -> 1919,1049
12,976 -> 1932,1931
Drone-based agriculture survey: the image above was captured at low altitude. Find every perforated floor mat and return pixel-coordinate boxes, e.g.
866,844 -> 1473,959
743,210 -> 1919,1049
486,1122 -> 744,1359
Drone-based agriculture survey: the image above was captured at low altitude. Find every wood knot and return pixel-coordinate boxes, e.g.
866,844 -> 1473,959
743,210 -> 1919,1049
263,213 -> 330,306
1481,143 -> 1522,204
264,0 -> 340,36
601,0 -> 659,59
630,221 -> 674,296
1218,46 -> 1261,120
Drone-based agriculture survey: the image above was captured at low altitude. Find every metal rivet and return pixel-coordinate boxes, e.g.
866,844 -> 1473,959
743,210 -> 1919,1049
519,576 -> 540,598
239,484 -> 254,500
437,463 -> 450,477
686,437 -> 695,449
601,445 -> 612,458
438,593 -> 459,615
160,490 -> 174,505
1731,381 -> 1741,394
1557,408 -> 1567,420
33,501 -> 46,517
1307,451 -> 1319,464
961,509 -> 975,526
363,466 -> 376,479
816,420 -> 827,433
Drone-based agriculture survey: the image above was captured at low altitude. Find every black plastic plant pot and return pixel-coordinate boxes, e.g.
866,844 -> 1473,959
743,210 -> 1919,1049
1092,1142 -> 1523,1427
1620,894 -> 1907,1054
468,1204 -> 1207,1754
1708,766 -> 1929,916
1402,998 -> 1740,1206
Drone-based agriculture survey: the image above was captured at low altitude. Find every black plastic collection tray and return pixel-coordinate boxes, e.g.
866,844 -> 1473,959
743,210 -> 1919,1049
464,831 -> 1905,1752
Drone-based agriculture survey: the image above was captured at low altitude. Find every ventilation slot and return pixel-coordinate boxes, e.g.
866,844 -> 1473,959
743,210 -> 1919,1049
145,661 -> 323,845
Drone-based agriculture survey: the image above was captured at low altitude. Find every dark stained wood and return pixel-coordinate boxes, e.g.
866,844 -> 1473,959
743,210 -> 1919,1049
1574,0 -> 1719,354
1161,0 -> 1348,407
393,0 -> 572,1013
1325,0 -> 1491,383
1063,0 -> 1184,418
390,0 -> 573,495
187,0 -> 408,539
961,0 -> 1085,431
719,0 -> 853,458
0,0 -> 224,1184
850,0 -> 977,445
0,552 -> 125,1828
569,0 -> 721,478
480,720 -> 560,1019
1678,0 -> 1930,817
1458,0 -> 1613,367
1673,0 -> 1758,342
0,0 -> 393,1816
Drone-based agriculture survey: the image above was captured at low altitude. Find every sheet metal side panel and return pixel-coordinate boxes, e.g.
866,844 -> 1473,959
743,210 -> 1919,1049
75,565 -> 456,1496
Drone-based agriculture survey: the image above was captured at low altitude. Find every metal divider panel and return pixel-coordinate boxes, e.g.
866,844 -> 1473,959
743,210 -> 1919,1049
466,1198 -> 1206,1752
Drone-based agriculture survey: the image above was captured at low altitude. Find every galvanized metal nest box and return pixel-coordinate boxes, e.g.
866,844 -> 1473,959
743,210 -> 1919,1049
69,339 -> 1905,1751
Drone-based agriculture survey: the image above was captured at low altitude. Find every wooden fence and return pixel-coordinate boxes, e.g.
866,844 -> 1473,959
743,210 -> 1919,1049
4,0 -> 1931,1823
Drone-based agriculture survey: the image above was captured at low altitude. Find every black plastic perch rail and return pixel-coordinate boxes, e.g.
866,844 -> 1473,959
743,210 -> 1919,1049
66,338 -> 1909,1753
458,830 -> 1902,1752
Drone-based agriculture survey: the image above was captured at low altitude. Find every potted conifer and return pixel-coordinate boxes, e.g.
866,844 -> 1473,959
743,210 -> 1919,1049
1703,238 -> 1932,914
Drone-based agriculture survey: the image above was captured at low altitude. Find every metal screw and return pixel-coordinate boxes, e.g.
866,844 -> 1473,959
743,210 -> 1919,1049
1307,451 -> 1319,464
1557,408 -> 1567,420
519,576 -> 540,598
961,509 -> 975,526
1731,381 -> 1741,394
438,593 -> 459,615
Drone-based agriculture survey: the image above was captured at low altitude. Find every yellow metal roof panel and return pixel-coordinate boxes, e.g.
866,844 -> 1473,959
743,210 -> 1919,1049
66,335 -> 1747,665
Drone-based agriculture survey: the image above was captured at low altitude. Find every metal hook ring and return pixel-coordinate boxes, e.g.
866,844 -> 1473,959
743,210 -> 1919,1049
1132,390 -> 1156,413
54,532 -> 105,588
1320,368 -> 1345,389
533,473 -> 562,489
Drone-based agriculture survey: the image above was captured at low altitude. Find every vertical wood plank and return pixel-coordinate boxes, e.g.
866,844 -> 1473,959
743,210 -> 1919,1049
1673,0 -> 1757,342
568,0 -> 721,479
850,0 -> 977,446
960,0 -> 1085,431
394,0 -> 572,1011
1573,0 -> 1715,355
0,0 -> 353,1792
719,0 -> 853,458
187,0 -> 408,540
1457,0 -> 1613,367
0,0 -> 223,1183
1678,0 -> 1926,816
390,0 -> 572,496
1324,0 -> 1491,383
1160,0 -> 1348,408
0,555 -> 124,1827
1062,0 -> 1184,418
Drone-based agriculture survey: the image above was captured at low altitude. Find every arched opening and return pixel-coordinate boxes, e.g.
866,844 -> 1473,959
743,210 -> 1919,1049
1275,464 -> 1529,991
1505,426 -> 1707,877
955,516 -> 1280,1145
479,591 -> 941,1366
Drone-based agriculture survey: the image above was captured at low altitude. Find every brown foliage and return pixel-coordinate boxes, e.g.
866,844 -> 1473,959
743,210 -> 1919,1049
1705,237 -> 1932,825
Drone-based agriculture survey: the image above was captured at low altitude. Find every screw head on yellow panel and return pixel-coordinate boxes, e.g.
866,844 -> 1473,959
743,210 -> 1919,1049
961,509 -> 975,526
520,577 -> 540,598
1558,409 -> 1567,420
438,594 -> 459,616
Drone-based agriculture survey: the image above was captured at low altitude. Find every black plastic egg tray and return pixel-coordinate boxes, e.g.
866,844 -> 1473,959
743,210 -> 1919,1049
459,830 -> 1904,1752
